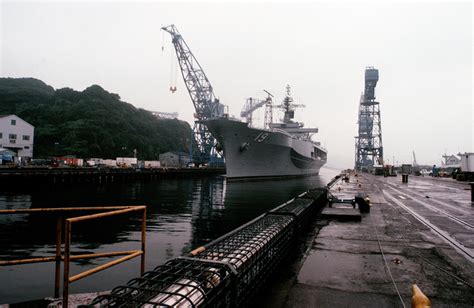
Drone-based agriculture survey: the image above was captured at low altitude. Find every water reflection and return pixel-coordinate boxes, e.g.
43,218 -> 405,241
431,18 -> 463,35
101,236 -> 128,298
0,167 -> 339,304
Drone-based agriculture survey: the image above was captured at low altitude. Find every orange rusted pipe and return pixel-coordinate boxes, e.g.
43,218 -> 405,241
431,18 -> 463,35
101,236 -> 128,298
69,251 -> 143,283
67,206 -> 146,223
63,220 -> 72,308
54,217 -> 62,297
0,256 -> 56,266
0,204 -> 147,305
0,206 -> 139,214
141,207 -> 147,275
69,250 -> 139,260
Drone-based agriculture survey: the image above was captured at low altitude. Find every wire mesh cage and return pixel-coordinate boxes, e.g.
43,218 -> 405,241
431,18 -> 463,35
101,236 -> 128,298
88,188 -> 328,307
89,258 -> 235,307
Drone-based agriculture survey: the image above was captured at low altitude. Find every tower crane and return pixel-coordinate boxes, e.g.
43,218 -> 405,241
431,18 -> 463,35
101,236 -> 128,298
355,67 -> 383,170
161,24 -> 225,165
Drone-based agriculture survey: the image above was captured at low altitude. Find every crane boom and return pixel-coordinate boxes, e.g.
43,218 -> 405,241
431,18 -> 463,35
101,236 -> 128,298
240,91 -> 274,127
161,24 -> 225,164
240,98 -> 267,118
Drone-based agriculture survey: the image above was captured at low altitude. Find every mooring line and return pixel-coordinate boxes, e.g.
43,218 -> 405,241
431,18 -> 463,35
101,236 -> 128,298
369,212 -> 407,308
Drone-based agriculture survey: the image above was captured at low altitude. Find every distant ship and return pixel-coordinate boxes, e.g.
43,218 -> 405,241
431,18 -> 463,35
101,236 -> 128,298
204,86 -> 327,178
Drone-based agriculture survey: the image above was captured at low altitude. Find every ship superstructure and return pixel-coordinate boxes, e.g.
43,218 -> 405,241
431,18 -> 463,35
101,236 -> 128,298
270,85 -> 319,141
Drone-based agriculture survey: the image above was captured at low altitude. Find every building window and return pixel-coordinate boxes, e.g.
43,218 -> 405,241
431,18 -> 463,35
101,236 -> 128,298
24,146 -> 30,149
22,135 -> 30,141
11,119 -> 16,125
9,134 -> 17,139
0,133 -> 2,139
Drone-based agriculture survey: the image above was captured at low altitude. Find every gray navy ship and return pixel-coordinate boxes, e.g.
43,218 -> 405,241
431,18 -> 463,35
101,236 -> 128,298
204,86 -> 327,178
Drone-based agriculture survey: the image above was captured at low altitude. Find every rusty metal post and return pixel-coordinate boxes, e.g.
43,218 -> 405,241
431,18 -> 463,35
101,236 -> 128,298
54,217 -> 62,298
63,220 -> 71,308
141,207 -> 147,275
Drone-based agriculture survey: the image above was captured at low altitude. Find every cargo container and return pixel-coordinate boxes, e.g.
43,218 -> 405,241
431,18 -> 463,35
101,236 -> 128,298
459,153 -> 474,172
102,159 -> 117,167
144,160 -> 161,168
116,157 -> 137,168
456,153 -> 474,181
56,157 -> 83,167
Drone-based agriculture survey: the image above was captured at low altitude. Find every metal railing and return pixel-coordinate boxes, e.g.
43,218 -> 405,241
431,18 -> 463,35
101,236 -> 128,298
0,205 -> 146,307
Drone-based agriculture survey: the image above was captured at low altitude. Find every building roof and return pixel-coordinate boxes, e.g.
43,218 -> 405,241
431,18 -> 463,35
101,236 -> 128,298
0,115 -> 34,128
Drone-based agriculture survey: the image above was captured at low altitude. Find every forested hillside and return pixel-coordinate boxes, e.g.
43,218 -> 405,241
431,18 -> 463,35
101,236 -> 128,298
0,78 -> 192,159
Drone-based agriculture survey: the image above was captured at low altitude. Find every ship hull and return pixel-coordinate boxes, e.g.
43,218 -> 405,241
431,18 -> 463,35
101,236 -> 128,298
204,118 -> 327,179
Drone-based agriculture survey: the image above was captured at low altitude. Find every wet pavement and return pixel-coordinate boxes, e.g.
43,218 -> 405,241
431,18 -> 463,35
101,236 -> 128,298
259,172 -> 474,307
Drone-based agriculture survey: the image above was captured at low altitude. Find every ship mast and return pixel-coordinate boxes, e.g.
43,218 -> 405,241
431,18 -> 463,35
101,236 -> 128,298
273,85 -> 305,124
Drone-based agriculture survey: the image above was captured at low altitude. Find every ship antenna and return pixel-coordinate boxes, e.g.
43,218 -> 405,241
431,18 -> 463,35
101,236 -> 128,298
283,84 -> 294,112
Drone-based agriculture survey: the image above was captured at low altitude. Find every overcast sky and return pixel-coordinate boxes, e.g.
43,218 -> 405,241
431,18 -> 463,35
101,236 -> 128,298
1,1 -> 472,168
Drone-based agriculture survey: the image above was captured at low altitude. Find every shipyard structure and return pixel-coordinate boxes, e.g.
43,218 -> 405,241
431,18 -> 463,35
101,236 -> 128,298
355,67 -> 383,171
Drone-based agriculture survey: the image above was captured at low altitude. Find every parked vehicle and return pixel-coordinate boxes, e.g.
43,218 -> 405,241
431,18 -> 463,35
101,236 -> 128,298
420,169 -> 429,176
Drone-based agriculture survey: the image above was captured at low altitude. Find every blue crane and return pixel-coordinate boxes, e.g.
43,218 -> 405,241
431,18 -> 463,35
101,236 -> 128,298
161,24 -> 225,165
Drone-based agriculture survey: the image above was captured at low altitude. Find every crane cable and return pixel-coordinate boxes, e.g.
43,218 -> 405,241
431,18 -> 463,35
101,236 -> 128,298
169,41 -> 177,93
162,28 -> 177,93
161,28 -> 164,52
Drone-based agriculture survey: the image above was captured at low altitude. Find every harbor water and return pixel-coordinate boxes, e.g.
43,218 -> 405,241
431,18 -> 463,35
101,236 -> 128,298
0,167 -> 339,304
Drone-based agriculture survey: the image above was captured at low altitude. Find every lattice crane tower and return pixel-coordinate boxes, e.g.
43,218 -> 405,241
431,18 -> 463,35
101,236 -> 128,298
355,67 -> 384,170
161,25 -> 225,165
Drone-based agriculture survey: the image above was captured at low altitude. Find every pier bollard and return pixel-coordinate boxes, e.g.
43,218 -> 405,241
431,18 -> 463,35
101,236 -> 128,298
470,182 -> 474,206
402,174 -> 409,183
411,284 -> 431,308
355,193 -> 370,213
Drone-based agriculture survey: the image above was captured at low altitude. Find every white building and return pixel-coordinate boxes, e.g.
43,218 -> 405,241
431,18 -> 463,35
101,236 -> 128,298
459,152 -> 474,172
442,154 -> 461,167
159,151 -> 190,167
0,115 -> 34,161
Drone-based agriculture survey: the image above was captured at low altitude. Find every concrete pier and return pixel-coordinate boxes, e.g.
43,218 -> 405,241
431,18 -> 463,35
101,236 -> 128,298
0,167 -> 225,185
257,172 -> 474,307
